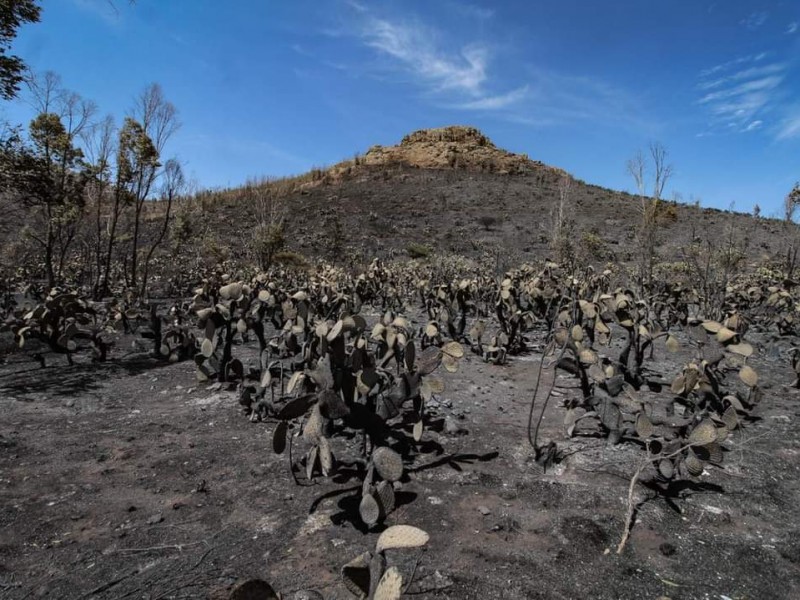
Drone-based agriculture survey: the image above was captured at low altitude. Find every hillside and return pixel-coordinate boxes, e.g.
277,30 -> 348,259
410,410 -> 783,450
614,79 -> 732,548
5,126 -> 800,600
193,126 -> 791,273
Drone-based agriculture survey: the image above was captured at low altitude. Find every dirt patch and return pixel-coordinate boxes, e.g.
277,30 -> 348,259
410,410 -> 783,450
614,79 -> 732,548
2,317 -> 800,599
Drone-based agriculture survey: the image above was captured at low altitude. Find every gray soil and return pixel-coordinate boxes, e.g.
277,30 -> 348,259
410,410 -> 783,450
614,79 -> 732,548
2,308 -> 800,599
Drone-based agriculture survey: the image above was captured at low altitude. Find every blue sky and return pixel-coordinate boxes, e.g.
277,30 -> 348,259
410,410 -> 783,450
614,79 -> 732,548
3,0 -> 800,216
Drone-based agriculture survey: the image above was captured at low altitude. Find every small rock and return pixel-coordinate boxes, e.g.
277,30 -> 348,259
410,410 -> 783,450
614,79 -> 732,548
410,570 -> 453,593
291,591 -> 323,600
444,416 -> 466,435
478,505 -> 491,516
147,513 -> 164,525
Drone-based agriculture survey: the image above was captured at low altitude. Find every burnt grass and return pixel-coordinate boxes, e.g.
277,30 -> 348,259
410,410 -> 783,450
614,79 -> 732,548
3,156 -> 800,598
200,163 -> 791,268
2,306 -> 800,600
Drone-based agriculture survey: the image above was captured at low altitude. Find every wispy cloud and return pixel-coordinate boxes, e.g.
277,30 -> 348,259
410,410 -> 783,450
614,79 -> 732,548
344,6 -> 651,131
516,69 -> 654,131
741,11 -> 768,30
777,111 -> 800,140
700,52 -> 767,77
449,3 -> 495,21
699,75 -> 783,104
452,85 -> 529,110
698,63 -> 784,90
361,17 -> 488,95
697,54 -> 789,134
346,0 -> 367,14
787,22 -> 799,35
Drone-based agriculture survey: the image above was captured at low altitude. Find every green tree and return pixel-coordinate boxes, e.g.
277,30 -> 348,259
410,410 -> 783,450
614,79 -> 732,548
125,84 -> 178,291
0,0 -> 40,100
1,74 -> 93,288
0,110 -> 89,288
95,84 -> 177,297
115,116 -> 158,290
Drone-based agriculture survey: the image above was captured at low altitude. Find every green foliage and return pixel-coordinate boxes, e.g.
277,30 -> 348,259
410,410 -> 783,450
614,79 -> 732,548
117,117 -> 159,185
252,222 -> 286,270
654,201 -> 678,224
169,203 -> 195,250
579,230 -> 613,263
273,250 -> 308,268
0,0 -> 40,100
1,109 -> 90,288
29,113 -> 82,162
406,242 -> 432,259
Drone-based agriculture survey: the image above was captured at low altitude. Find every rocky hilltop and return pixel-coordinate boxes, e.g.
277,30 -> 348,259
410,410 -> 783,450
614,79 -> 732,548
358,125 -> 557,175
198,125 -> 792,270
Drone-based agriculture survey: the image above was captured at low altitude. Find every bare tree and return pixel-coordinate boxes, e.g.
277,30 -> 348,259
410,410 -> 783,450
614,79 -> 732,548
125,83 -> 179,291
139,158 -> 184,298
248,178 -> 286,270
785,183 -> 800,223
131,83 -> 178,156
549,173 -> 575,268
683,212 -> 748,319
781,183 -> 800,278
81,114 -> 116,296
627,142 -> 673,294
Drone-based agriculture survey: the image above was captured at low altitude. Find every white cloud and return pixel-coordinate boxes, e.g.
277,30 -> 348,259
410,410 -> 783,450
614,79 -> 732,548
506,69 -> 655,131
699,53 -> 767,77
363,18 -> 488,94
450,3 -> 495,20
699,75 -> 783,104
346,0 -> 367,14
452,85 -> 529,110
697,54 -> 790,134
345,6 -> 653,130
741,11 -> 768,30
698,63 -> 785,90
787,22 -> 799,34
777,113 -> 800,140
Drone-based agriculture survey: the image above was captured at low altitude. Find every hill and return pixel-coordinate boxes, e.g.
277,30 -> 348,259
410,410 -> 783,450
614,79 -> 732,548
193,126 -> 793,274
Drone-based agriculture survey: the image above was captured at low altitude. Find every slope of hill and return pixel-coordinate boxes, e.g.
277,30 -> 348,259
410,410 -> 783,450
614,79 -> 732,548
197,126 -> 792,272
